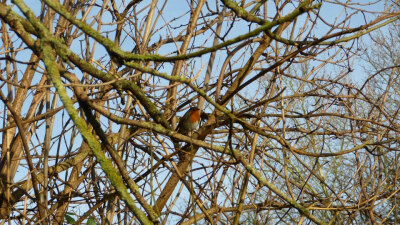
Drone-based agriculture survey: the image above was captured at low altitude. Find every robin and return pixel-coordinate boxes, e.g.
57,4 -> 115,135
176,107 -> 201,135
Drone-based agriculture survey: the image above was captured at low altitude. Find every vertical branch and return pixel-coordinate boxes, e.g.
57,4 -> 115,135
198,6 -> 226,109
165,0 -> 206,119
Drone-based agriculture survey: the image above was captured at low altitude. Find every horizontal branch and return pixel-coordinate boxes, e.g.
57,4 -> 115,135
42,0 -> 321,62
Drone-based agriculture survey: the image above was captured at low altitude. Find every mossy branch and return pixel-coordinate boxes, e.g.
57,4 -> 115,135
12,0 -> 153,223
42,0 -> 320,62
1,1 -> 168,129
41,42 -> 153,225
221,0 -> 267,24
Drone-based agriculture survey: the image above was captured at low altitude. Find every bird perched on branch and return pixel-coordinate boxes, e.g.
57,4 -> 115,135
176,107 -> 201,135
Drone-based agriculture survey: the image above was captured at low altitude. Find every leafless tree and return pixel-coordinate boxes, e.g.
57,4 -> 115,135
0,0 -> 399,224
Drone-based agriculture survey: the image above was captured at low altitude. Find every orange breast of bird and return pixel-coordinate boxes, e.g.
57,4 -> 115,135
177,108 -> 201,134
189,109 -> 200,124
